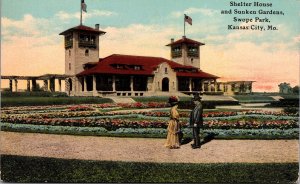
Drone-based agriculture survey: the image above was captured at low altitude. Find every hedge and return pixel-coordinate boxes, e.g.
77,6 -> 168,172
1,97 -> 113,107
1,155 -> 298,183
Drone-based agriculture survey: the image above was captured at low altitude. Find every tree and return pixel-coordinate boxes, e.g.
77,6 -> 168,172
292,86 -> 299,94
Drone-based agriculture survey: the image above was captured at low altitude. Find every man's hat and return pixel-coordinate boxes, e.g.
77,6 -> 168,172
192,92 -> 202,101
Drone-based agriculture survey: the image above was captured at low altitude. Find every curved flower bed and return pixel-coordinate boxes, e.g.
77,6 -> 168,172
1,115 -> 298,130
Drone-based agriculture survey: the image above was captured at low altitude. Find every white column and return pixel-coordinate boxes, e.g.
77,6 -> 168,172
112,76 -> 116,91
189,78 -> 192,92
14,79 -> 18,92
208,80 -> 211,92
47,79 -> 51,91
130,76 -> 134,92
214,79 -> 217,92
201,80 -> 205,92
9,79 -> 13,92
27,80 -> 31,91
58,79 -> 62,92
84,76 -> 87,92
93,75 -> 96,92
93,75 -> 97,96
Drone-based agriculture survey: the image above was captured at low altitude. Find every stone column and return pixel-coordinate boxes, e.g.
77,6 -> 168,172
189,78 -> 192,92
112,76 -> 116,91
58,79 -> 62,92
14,79 -> 18,92
32,79 -> 37,91
130,76 -> 134,92
9,79 -> 13,92
214,79 -> 217,92
208,80 -> 211,92
43,80 -> 48,91
65,78 -> 70,94
201,80 -> 205,92
27,80 -> 31,91
93,75 -> 97,93
84,76 -> 87,92
50,78 -> 55,92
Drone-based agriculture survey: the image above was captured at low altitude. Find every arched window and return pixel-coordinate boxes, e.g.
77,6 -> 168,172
165,68 -> 168,74
85,49 -> 89,56
69,50 -> 71,57
69,63 -> 71,70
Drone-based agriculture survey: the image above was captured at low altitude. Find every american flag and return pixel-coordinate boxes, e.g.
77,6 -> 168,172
184,14 -> 192,25
81,0 -> 87,12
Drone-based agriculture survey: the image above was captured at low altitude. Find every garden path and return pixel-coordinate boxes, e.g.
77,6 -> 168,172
1,131 -> 298,163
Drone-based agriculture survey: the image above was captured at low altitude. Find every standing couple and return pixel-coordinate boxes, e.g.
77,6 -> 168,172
165,93 -> 203,149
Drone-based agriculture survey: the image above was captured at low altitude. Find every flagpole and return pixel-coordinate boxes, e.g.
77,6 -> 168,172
80,0 -> 82,25
184,14 -> 186,37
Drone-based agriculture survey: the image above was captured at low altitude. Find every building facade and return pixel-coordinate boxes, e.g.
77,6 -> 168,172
59,24 -> 253,97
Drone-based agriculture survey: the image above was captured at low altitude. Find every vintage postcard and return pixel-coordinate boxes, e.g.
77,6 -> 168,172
1,0 -> 299,183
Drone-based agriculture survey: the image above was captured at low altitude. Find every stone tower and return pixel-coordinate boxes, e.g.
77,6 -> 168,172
59,24 -> 106,75
166,36 -> 204,69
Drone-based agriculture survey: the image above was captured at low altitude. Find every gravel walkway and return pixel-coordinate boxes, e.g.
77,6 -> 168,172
1,131 -> 298,163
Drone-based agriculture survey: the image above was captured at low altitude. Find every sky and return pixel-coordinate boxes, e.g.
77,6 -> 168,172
1,0 -> 300,92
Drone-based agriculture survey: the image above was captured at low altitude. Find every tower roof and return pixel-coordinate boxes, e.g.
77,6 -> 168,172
166,36 -> 205,46
59,25 -> 106,35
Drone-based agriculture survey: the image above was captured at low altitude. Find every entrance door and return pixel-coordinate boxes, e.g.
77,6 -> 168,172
162,77 -> 169,91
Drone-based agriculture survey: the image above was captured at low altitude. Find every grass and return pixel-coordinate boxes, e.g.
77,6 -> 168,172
233,95 -> 275,103
1,96 -> 113,107
1,155 -> 298,183
132,96 -> 192,102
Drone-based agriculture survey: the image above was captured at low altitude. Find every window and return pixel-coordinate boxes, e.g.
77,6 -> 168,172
65,35 -> 73,48
69,63 -> 71,70
69,50 -> 71,57
78,34 -> 97,48
187,46 -> 199,57
134,66 -> 141,70
165,68 -> 168,74
191,58 -> 193,63
85,49 -> 89,56
171,46 -> 182,58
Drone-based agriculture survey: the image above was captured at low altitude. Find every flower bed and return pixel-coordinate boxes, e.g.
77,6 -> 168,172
2,114 -> 298,130
1,123 -> 298,139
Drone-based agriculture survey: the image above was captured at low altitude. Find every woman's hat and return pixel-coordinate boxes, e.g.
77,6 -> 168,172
168,96 -> 179,105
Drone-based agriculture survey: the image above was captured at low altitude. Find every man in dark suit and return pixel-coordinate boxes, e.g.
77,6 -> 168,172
189,93 -> 203,149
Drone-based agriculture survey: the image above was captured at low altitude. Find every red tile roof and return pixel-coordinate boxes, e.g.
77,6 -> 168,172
77,54 -> 218,79
166,37 -> 205,46
59,25 -> 106,35
177,71 -> 218,78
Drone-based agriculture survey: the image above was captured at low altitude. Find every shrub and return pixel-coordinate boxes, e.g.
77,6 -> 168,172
283,107 -> 299,115
1,91 -> 68,97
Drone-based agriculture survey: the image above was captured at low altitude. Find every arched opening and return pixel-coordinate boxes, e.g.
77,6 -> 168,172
162,77 -> 169,92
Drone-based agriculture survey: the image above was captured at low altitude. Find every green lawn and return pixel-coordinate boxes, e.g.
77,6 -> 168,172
1,97 -> 113,107
232,95 -> 275,103
1,155 -> 298,183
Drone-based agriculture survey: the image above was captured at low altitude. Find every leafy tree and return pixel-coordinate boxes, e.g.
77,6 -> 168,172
292,86 -> 299,94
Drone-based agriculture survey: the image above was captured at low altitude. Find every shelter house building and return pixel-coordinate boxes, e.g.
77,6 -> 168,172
60,24 -> 253,97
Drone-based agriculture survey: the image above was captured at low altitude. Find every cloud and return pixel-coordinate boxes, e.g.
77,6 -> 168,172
171,7 -> 218,18
1,14 -> 51,38
201,41 -> 299,92
1,12 -> 298,92
100,24 -> 179,57
55,10 -> 117,21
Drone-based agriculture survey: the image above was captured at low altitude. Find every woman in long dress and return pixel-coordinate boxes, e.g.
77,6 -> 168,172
165,96 -> 180,149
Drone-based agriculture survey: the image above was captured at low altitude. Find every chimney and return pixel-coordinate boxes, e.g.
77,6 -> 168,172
182,36 -> 186,39
95,24 -> 100,30
171,38 -> 174,43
